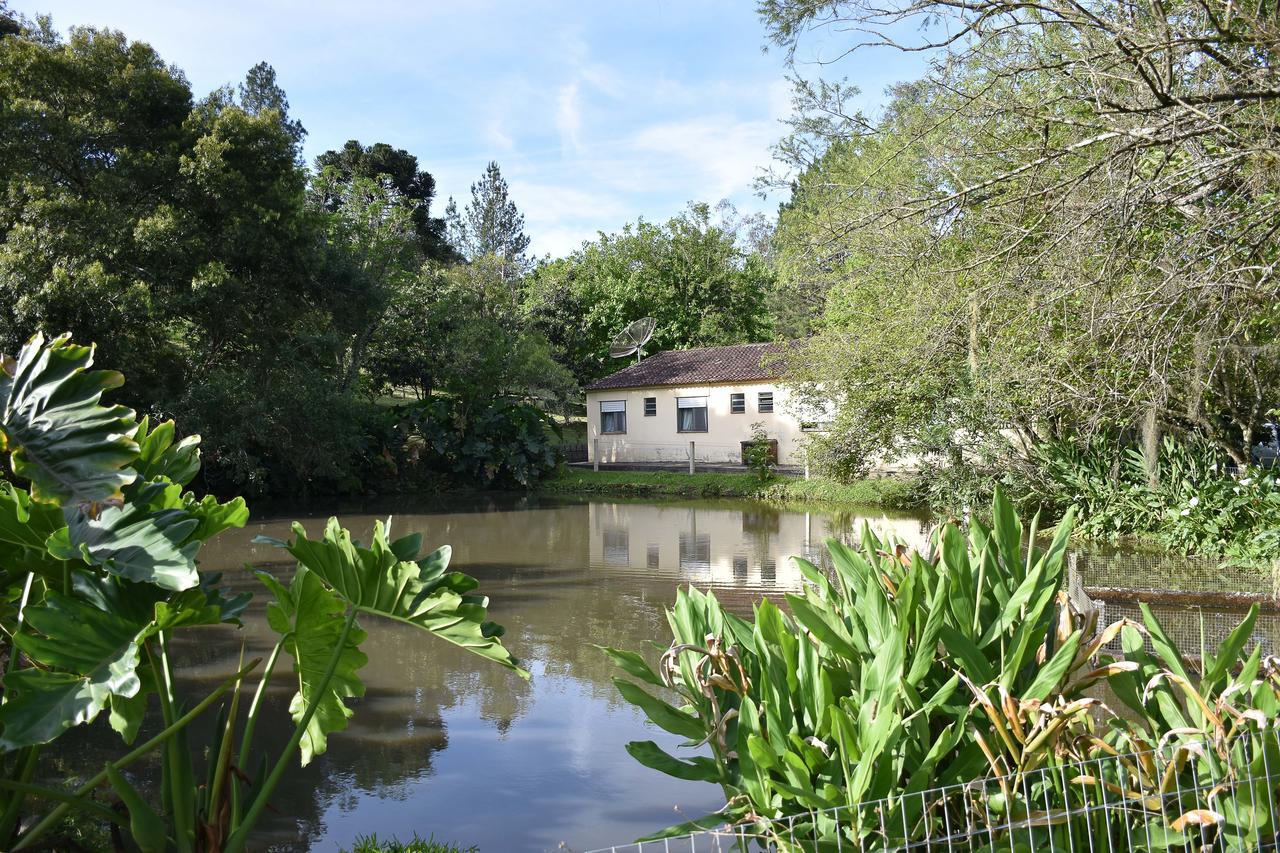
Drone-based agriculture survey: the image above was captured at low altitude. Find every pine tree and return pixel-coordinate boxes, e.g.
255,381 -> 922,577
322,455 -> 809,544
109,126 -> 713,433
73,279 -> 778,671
238,61 -> 305,146
445,161 -> 530,280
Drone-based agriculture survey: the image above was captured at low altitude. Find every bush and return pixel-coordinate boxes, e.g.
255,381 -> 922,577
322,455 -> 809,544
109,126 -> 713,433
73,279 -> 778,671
1030,435 -> 1280,563
378,396 -> 560,489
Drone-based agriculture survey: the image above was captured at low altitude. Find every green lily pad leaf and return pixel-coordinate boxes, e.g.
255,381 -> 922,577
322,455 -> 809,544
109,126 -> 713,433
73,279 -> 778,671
0,332 -> 139,506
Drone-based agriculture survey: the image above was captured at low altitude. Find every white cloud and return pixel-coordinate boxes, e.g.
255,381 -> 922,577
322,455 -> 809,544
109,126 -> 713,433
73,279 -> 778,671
556,82 -> 583,153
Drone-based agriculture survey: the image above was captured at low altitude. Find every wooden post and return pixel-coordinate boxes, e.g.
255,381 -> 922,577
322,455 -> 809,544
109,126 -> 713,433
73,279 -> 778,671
688,441 -> 695,475
593,438 -> 599,472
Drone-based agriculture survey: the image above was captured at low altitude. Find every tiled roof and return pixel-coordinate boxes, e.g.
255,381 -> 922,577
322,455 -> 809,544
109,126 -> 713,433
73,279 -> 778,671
584,342 -> 789,391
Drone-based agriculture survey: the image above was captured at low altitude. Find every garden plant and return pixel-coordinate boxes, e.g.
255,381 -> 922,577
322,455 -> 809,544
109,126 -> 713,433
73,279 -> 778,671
608,489 -> 1280,848
0,332 -> 526,851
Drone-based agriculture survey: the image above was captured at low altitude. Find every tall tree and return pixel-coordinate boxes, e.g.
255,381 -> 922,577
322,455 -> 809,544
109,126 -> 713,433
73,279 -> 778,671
761,0 -> 1280,470
523,203 -> 774,385
315,140 -> 455,261
238,60 -> 305,146
445,161 -> 530,280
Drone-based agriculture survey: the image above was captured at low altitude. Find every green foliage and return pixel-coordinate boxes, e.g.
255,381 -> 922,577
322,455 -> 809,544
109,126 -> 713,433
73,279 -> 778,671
610,489 -> 1280,845
522,203 -> 775,386
382,396 -> 561,489
744,422 -> 776,482
0,333 -> 524,852
540,468 -> 921,509
344,834 -> 477,853
1028,436 -> 1280,564
445,160 -> 530,279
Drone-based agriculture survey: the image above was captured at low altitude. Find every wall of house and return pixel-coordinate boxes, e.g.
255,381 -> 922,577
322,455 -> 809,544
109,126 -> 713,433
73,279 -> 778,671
585,381 -> 814,466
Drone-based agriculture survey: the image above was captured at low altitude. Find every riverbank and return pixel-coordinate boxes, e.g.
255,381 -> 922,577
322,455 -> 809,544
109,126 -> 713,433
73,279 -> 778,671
539,468 -> 922,509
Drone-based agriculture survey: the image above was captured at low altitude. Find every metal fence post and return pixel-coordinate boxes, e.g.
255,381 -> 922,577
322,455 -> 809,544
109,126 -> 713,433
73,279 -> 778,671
688,440 -> 695,475
804,458 -> 810,481
593,438 -> 599,472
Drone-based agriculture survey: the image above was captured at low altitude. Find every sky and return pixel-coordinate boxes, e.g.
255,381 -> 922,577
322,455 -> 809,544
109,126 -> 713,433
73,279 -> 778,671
21,1 -> 930,258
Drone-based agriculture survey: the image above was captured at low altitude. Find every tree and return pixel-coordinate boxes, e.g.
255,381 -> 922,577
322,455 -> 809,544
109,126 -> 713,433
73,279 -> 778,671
0,23 -> 366,495
522,203 -> 775,385
315,140 -> 456,262
760,0 -> 1280,471
367,257 -> 576,412
445,161 -> 530,280
308,169 -> 419,391
238,60 -> 305,146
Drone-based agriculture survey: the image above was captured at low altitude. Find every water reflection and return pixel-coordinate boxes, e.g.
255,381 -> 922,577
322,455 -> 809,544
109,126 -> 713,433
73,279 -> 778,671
56,497 -> 931,852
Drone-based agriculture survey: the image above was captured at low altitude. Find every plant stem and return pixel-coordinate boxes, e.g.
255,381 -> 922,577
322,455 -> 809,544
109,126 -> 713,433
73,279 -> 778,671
11,657 -> 261,851
231,638 -> 284,828
0,779 -> 129,828
154,631 -> 195,853
0,747 -> 41,844
207,645 -> 246,826
224,609 -> 358,853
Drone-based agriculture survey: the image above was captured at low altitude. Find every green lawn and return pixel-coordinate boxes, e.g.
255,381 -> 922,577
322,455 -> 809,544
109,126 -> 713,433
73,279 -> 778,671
540,468 -> 921,509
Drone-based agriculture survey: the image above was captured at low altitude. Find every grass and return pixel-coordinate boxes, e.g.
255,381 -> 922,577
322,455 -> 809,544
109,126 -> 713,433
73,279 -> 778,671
539,468 -> 922,510
343,833 -> 478,853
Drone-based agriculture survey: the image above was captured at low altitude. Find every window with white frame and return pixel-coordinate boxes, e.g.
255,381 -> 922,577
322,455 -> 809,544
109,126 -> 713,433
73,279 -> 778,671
643,397 -> 657,416
730,392 -> 746,414
599,400 -> 627,434
757,391 -> 774,413
676,396 -> 708,432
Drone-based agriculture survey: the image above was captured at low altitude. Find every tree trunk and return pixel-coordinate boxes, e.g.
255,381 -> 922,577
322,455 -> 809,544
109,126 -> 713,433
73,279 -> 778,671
1140,404 -> 1161,490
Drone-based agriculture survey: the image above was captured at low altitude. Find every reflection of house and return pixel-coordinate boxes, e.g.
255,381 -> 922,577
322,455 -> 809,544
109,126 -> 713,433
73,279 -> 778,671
588,502 -> 929,589
585,343 -> 819,466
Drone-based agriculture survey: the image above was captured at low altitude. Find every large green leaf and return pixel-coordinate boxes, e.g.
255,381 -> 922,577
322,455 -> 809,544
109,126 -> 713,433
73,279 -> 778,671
49,482 -> 200,591
259,569 -> 369,766
0,482 -> 66,579
0,591 -> 147,749
0,332 -> 139,506
131,417 -> 201,487
257,518 -> 526,675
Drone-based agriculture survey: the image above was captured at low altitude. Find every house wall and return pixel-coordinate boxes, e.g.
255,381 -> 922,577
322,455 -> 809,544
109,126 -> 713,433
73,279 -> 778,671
585,381 -> 813,466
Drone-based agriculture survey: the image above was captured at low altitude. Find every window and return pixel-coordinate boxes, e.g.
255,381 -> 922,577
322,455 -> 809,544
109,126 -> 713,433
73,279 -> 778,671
643,397 -> 657,417
646,544 -> 660,570
603,528 -> 629,566
757,391 -> 774,413
679,532 -> 711,573
730,392 -> 745,414
600,400 -> 626,434
676,396 -> 708,432
801,421 -> 831,433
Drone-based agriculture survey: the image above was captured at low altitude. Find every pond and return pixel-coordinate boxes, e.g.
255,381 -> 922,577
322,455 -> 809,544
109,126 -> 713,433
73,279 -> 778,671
54,494 -> 1275,852
64,495 -> 927,852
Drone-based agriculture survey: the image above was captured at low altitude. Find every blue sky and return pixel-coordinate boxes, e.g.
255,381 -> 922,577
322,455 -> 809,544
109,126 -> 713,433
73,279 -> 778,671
25,1 -> 929,258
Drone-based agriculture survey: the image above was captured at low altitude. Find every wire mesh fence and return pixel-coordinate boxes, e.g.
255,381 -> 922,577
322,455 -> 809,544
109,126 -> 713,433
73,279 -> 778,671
585,730 -> 1280,852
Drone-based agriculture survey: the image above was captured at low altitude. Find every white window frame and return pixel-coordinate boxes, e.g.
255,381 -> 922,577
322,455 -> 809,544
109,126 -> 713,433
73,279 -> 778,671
599,400 -> 627,434
676,396 -> 709,433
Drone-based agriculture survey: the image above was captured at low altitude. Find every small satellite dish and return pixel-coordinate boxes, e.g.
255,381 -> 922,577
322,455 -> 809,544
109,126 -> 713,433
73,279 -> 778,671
609,317 -> 657,362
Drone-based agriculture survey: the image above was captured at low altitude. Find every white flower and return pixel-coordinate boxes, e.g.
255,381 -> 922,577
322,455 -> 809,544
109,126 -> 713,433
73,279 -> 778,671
1240,477 -> 1254,486
1180,508 -> 1192,516
1189,496 -> 1200,507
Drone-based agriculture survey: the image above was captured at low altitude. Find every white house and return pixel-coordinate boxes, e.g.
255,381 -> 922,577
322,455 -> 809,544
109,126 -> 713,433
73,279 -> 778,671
583,342 -> 821,466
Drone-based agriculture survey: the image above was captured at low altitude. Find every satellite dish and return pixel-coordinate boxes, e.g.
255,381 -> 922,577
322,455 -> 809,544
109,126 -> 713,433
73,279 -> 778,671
609,317 -> 657,363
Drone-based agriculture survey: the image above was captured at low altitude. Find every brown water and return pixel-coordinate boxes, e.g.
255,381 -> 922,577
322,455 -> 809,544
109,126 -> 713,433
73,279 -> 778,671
53,494 -> 1273,852
80,495 -> 930,852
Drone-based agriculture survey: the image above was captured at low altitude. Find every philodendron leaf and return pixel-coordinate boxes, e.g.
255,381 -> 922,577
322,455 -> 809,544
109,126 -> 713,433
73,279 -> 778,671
0,591 -> 147,749
258,517 -> 527,677
259,569 -> 368,766
0,332 -> 139,506
131,417 -> 201,487
50,482 -> 200,591
0,481 -> 66,580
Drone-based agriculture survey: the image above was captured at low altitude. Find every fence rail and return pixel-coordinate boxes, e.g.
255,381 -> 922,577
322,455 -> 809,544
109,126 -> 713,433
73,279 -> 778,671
586,730 -> 1280,852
